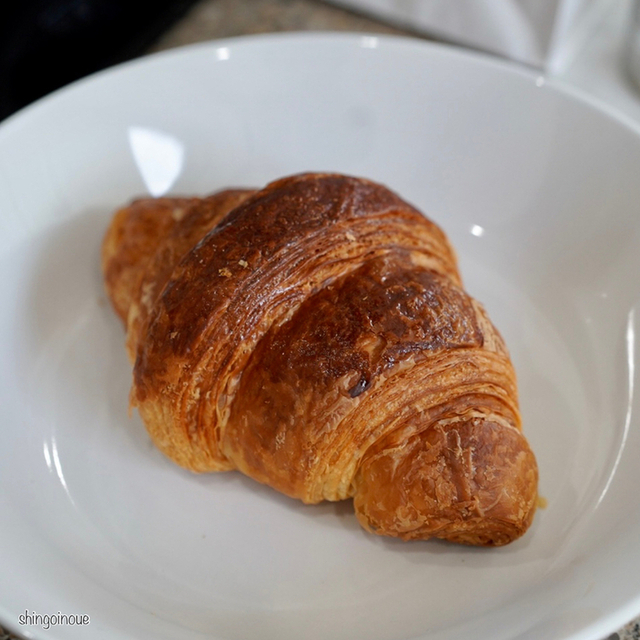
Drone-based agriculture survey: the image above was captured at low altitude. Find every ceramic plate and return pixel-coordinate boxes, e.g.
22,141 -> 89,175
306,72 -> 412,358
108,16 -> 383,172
1,33 -> 639,640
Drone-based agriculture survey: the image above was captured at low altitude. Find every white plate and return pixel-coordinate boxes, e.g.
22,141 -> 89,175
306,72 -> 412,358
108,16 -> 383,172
1,32 -> 639,640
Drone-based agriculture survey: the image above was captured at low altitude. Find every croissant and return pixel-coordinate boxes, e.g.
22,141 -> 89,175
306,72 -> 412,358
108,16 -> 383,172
103,172 -> 538,546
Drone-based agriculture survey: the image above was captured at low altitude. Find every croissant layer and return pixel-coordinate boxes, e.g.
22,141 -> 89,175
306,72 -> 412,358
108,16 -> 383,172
103,172 -> 538,545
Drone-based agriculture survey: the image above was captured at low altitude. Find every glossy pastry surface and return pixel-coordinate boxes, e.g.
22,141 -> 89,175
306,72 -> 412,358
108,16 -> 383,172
103,172 -> 538,545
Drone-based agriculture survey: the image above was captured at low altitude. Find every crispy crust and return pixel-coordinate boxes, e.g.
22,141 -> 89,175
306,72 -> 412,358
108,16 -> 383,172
102,173 -> 538,545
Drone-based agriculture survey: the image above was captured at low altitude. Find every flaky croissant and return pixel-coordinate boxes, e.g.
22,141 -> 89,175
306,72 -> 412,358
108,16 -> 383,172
103,173 -> 538,546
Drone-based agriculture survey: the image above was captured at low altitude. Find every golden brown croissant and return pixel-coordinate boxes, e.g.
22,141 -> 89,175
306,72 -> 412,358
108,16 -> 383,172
102,173 -> 538,546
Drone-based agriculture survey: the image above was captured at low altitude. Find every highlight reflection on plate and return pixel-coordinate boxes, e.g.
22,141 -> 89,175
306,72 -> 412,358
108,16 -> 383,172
1,33 -> 640,640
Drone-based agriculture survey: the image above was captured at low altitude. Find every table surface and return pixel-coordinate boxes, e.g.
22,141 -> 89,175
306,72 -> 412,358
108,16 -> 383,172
2,1 -> 639,639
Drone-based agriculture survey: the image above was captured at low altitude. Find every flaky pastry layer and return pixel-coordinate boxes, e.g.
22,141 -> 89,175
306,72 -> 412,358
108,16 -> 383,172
102,173 -> 538,545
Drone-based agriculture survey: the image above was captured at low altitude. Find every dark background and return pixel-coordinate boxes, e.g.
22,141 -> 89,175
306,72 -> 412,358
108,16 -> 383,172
0,0 -> 199,122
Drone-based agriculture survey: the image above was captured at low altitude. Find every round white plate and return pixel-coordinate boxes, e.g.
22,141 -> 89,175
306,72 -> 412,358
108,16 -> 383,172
1,33 -> 639,640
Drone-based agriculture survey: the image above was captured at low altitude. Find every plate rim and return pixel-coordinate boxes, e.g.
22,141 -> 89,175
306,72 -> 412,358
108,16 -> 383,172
2,29 -> 640,144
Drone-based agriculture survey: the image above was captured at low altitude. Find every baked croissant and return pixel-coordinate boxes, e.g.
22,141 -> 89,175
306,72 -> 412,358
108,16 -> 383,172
103,172 -> 538,546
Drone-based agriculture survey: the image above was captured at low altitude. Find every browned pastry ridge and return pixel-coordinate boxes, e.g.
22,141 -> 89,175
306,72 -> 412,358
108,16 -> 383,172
102,173 -> 538,546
